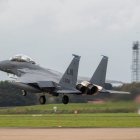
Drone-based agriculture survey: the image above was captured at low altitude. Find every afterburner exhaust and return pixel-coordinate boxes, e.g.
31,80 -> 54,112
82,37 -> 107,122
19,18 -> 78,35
76,81 -> 103,95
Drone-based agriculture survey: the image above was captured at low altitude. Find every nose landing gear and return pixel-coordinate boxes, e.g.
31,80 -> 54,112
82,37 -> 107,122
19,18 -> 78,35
22,90 -> 27,96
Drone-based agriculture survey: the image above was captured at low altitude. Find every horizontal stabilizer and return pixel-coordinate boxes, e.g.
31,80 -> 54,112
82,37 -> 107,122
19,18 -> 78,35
101,89 -> 130,94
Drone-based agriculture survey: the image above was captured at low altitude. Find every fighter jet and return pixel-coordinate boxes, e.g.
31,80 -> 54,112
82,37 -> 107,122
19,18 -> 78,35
0,54 -> 81,105
0,54 -> 129,105
76,56 -> 129,95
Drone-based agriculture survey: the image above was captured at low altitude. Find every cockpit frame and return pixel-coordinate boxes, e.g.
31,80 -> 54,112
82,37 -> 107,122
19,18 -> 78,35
9,54 -> 36,64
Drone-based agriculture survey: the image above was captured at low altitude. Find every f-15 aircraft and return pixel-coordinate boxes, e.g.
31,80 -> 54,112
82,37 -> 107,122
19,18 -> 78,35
0,54 -> 129,105
0,54 -> 81,104
76,56 -> 129,95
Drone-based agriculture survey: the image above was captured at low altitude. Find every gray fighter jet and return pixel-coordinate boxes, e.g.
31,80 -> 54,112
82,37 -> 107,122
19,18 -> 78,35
76,56 -> 129,95
0,54 -> 81,104
0,54 -> 129,105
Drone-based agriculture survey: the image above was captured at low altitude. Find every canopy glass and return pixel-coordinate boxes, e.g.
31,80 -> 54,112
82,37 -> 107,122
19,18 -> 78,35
10,54 -> 36,64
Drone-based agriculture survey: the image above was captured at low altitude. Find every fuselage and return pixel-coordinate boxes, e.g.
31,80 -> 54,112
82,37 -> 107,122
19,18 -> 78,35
0,60 -> 41,76
0,60 -> 61,82
0,58 -> 62,93
0,54 -> 81,105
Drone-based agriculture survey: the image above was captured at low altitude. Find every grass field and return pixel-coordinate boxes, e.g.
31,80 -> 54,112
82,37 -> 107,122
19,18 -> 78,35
0,101 -> 139,114
0,102 -> 139,128
0,113 -> 140,128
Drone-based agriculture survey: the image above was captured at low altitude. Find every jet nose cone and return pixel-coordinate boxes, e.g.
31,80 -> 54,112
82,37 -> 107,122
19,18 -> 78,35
0,61 -> 5,71
0,60 -> 9,71
0,60 -> 4,67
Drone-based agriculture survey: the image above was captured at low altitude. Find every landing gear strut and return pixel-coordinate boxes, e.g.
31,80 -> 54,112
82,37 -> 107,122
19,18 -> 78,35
62,95 -> 69,104
39,96 -> 46,105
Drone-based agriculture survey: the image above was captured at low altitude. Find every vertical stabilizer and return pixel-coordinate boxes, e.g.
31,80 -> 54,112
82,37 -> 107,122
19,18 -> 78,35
90,56 -> 108,87
59,54 -> 81,89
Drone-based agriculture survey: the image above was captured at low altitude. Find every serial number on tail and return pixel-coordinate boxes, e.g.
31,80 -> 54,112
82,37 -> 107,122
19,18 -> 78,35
67,69 -> 74,76
63,78 -> 71,84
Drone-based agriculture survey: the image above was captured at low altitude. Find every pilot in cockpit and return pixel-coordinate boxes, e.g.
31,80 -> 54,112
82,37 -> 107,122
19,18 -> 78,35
9,54 -> 36,64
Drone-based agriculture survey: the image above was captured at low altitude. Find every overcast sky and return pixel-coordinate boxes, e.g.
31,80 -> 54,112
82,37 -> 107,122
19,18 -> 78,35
0,0 -> 140,82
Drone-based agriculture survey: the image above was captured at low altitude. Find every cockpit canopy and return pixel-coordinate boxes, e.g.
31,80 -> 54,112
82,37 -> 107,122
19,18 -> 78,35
9,54 -> 36,64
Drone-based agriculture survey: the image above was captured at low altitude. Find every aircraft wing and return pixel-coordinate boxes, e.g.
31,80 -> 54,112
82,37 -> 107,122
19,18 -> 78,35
16,69 -> 60,84
56,89 -> 81,94
10,69 -> 61,93
100,89 -> 130,94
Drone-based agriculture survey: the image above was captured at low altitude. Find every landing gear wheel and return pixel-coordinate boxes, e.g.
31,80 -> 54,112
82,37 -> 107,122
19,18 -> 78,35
39,96 -> 46,105
22,90 -> 27,96
62,95 -> 69,104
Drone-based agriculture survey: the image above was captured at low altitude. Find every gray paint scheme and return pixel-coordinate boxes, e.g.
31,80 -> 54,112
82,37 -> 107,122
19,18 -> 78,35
90,56 -> 108,87
59,54 -> 80,89
89,56 -> 129,94
0,54 -> 81,95
0,54 -> 129,104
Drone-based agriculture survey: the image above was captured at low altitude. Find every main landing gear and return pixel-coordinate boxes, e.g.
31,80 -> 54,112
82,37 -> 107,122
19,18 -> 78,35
38,95 -> 69,105
39,95 -> 46,105
62,95 -> 69,104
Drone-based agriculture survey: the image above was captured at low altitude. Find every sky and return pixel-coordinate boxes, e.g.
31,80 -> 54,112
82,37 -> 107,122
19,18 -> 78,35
0,0 -> 140,83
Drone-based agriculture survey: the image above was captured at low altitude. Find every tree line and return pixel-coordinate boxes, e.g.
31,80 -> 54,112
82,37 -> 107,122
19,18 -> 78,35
0,81 -> 139,106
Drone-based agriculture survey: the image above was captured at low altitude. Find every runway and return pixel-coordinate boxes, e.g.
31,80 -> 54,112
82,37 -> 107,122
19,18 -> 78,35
0,128 -> 140,140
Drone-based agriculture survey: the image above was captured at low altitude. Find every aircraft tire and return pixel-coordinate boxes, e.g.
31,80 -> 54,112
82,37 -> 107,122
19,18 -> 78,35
39,96 -> 46,105
62,95 -> 69,104
22,90 -> 27,96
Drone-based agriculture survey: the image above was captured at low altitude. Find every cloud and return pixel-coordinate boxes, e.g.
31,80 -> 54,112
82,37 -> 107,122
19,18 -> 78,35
0,0 -> 8,13
45,0 -> 140,32
0,0 -> 140,33
106,0 -> 140,32
0,0 -> 139,82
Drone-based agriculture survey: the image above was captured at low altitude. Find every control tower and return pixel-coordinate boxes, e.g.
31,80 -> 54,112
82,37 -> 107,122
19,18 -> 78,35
132,41 -> 140,82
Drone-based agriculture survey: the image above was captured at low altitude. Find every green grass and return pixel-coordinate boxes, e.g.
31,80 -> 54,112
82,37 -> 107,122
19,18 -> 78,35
0,102 -> 139,128
0,101 -> 139,114
0,113 -> 140,128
